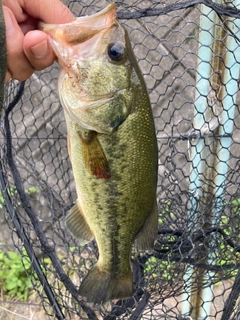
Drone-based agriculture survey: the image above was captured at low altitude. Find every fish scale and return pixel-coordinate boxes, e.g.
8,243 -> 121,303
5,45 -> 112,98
39,2 -> 158,304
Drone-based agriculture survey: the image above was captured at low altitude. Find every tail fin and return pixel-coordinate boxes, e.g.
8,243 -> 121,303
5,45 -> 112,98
79,265 -> 133,304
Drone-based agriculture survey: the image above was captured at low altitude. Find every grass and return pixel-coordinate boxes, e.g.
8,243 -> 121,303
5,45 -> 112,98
0,247 -> 84,319
0,288 -> 46,320
0,186 -> 39,209
144,198 -> 240,284
0,250 -> 34,301
0,195 -> 239,317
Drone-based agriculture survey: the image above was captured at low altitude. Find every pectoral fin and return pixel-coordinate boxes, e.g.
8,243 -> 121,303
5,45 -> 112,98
79,132 -> 110,179
66,202 -> 94,243
134,201 -> 158,252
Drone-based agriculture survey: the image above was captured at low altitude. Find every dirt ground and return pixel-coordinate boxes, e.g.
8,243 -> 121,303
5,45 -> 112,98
0,280 -> 234,319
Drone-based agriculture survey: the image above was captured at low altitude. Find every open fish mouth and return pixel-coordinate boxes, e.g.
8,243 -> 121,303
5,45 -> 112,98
38,3 -> 117,45
72,3 -> 116,25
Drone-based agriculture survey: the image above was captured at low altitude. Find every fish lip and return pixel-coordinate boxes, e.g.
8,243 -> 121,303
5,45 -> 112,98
77,3 -> 116,22
38,3 -> 117,40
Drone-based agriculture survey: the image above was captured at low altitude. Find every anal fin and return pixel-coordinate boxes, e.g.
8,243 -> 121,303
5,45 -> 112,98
134,200 -> 158,252
66,201 -> 94,243
79,131 -> 110,179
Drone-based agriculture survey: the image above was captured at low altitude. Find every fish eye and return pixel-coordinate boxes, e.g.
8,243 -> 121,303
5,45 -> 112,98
107,43 -> 125,62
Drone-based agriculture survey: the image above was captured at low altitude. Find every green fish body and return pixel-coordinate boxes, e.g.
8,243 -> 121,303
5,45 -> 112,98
39,3 -> 158,304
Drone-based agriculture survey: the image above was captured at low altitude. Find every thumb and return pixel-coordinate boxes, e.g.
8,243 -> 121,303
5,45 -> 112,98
23,30 -> 55,71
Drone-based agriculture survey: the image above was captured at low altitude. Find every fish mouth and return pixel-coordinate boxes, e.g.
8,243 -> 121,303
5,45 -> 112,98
74,3 -> 116,25
38,3 -> 117,45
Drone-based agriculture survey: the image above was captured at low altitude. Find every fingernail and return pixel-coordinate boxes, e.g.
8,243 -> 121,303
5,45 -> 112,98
30,40 -> 49,58
3,9 -> 14,35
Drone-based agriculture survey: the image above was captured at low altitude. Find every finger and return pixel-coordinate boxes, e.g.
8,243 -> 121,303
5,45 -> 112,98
19,16 -> 38,35
2,0 -> 28,22
23,30 -> 55,71
4,70 -> 12,84
3,6 -> 34,81
22,0 -> 75,24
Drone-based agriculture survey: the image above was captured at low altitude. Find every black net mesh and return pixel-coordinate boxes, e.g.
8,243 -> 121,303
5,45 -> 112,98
1,0 -> 240,319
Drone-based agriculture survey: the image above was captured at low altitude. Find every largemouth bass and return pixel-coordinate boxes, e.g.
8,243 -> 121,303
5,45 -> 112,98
39,3 -> 158,304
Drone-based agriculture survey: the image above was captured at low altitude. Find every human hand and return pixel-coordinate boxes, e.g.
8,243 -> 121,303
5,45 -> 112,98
3,0 -> 75,83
